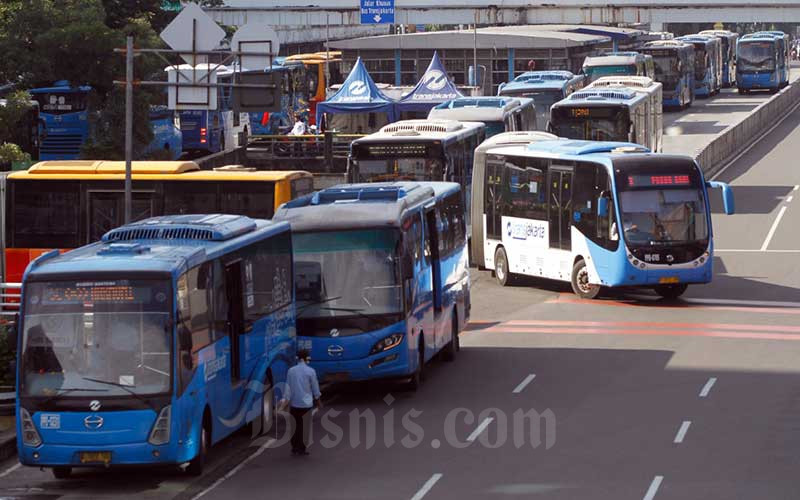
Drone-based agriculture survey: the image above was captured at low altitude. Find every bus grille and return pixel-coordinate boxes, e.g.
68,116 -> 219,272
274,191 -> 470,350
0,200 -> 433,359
106,227 -> 214,241
41,135 -> 84,155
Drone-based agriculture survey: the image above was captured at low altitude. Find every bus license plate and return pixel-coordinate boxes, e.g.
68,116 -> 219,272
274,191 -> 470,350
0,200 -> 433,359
80,451 -> 111,464
659,277 -> 680,284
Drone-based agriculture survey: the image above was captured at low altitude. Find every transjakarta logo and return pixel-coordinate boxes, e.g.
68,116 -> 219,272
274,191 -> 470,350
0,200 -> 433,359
423,69 -> 447,90
507,220 -> 546,240
348,80 -> 368,96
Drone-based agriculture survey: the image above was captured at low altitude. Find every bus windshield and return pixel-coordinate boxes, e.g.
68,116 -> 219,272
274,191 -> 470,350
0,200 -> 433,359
294,229 -> 402,336
693,48 -> 709,79
353,157 -> 444,183
21,279 -> 172,398
738,42 -> 776,72
484,121 -> 506,137
551,106 -> 630,142
617,185 -> 708,247
651,55 -> 681,87
584,65 -> 637,82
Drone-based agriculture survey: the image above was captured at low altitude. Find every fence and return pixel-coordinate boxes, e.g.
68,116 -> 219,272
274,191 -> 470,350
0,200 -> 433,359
246,132 -> 364,172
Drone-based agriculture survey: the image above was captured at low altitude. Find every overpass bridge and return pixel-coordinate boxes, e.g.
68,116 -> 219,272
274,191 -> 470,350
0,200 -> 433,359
212,1 -> 800,33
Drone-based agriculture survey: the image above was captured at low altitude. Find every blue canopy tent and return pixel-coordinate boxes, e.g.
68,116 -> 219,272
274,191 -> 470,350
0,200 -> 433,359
396,51 -> 463,117
316,57 -> 397,133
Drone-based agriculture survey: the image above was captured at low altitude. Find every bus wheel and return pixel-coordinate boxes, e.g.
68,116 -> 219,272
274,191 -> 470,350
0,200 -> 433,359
251,376 -> 274,437
738,88 -> 748,95
443,313 -> 458,362
186,420 -> 209,476
406,340 -> 424,391
52,466 -> 72,479
655,284 -> 688,300
494,247 -> 514,286
571,259 -> 601,299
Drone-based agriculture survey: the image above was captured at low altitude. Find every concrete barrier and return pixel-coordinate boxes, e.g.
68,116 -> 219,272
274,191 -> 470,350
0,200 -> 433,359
697,81 -> 800,177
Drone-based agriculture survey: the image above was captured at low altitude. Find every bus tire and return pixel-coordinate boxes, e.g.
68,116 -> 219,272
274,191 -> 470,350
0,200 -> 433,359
406,339 -> 424,391
251,375 -> 274,437
738,88 -> 748,95
443,313 -> 458,362
52,466 -> 72,479
570,259 -> 601,299
494,247 -> 514,286
186,418 -> 210,476
654,284 -> 688,300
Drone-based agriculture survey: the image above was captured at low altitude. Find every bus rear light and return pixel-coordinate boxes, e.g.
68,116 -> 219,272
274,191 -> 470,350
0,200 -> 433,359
21,408 -> 42,447
148,405 -> 171,446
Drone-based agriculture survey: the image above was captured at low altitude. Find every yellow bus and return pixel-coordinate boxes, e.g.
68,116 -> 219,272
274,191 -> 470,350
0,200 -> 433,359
2,161 -> 314,283
284,51 -> 343,125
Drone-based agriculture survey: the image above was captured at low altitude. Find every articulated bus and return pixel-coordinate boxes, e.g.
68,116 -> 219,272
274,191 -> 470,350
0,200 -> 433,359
640,40 -> 695,108
497,71 -> 585,128
428,97 -> 537,137
273,182 -> 469,389
587,76 -> 663,153
677,35 -> 722,97
582,52 -> 655,84
699,30 -> 739,87
29,82 -> 91,161
550,87 -> 661,152
472,140 -> 735,299
15,214 -> 295,477
737,33 -> 789,93
2,161 -> 313,284
284,51 -> 343,126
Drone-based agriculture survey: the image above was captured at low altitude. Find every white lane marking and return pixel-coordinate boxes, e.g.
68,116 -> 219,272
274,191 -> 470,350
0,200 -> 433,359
512,374 -> 536,394
787,196 -> 794,203
683,297 -> 800,308
0,462 -> 21,478
795,185 -> 799,192
761,206 -> 788,251
715,249 -> 800,253
191,437 -> 275,500
410,473 -> 443,500
711,96 -> 800,181
643,475 -> 664,500
674,421 -> 692,444
700,377 -> 717,398
466,417 -> 494,442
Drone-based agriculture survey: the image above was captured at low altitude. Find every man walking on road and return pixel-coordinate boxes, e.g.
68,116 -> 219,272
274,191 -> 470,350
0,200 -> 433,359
285,349 -> 321,456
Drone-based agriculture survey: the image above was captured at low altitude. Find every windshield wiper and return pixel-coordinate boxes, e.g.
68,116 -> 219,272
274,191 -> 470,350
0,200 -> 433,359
81,376 -> 157,411
318,306 -> 375,322
297,295 -> 343,316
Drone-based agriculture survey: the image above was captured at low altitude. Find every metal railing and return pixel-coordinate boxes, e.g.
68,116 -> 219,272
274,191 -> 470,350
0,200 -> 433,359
0,283 -> 20,322
246,132 -> 365,172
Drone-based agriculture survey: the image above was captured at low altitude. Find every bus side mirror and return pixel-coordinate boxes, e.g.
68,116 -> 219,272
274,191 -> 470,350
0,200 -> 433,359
707,181 -> 735,215
597,196 -> 609,218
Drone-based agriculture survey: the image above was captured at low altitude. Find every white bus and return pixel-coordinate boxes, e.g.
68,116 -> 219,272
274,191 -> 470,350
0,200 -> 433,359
470,131 -> 559,265
587,76 -> 663,153
427,97 -> 537,137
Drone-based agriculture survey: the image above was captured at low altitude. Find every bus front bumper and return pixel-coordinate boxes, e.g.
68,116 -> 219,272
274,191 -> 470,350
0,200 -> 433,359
18,441 -> 194,468
311,346 -> 412,383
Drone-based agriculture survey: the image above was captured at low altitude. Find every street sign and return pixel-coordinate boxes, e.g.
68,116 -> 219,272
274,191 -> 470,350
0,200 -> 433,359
167,64 -> 219,110
231,23 -> 280,70
159,2 -> 226,64
360,0 -> 394,24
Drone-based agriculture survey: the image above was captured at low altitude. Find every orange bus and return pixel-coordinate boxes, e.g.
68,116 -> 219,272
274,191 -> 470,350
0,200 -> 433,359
2,161 -> 314,284
284,51 -> 343,125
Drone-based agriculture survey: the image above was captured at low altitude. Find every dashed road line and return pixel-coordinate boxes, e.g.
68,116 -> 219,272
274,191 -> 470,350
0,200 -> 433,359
0,463 -> 21,479
674,421 -> 691,444
191,437 -> 276,500
762,206 -> 788,251
643,475 -> 664,500
410,473 -> 443,500
700,377 -> 717,398
466,417 -> 494,442
512,374 -> 536,394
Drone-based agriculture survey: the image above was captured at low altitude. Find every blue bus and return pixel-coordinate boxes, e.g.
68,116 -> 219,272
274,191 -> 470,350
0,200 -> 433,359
497,71 -> 585,130
179,65 -> 250,154
14,214 -> 295,477
677,35 -> 722,97
273,182 -> 470,390
472,140 -> 735,299
640,40 -> 696,108
143,105 -> 183,160
248,59 -> 309,135
737,33 -> 789,93
29,81 -> 91,160
699,30 -> 739,88
755,31 -> 791,84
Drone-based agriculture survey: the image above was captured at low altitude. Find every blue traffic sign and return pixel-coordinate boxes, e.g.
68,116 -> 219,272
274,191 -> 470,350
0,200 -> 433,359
360,0 -> 394,24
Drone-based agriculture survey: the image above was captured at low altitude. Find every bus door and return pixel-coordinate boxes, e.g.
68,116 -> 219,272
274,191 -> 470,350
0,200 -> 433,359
224,260 -> 244,383
424,206 -> 442,312
87,190 -> 155,243
548,166 -> 574,251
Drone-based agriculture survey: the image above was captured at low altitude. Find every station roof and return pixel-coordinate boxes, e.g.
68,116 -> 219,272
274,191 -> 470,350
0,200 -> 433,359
331,25 -> 611,51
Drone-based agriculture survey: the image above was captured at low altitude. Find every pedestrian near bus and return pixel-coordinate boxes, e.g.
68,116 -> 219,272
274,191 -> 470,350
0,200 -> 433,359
285,349 -> 321,456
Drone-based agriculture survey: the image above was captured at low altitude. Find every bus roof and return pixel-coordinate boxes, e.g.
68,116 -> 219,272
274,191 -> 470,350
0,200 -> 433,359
583,53 -> 642,67
475,131 -> 560,153
8,161 -> 311,181
588,76 -> 662,93
354,119 -> 484,143
641,40 -> 693,50
557,87 -> 644,106
273,181 -> 460,232
677,35 -> 718,46
29,82 -> 92,94
24,214 -> 289,279
486,139 -> 651,160
500,71 -> 578,92
428,97 -> 531,122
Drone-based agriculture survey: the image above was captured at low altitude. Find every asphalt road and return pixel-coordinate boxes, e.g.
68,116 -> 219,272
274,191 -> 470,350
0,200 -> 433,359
2,89 -> 800,500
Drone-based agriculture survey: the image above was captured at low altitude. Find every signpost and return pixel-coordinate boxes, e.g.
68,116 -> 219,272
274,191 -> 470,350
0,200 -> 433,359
360,0 -> 394,24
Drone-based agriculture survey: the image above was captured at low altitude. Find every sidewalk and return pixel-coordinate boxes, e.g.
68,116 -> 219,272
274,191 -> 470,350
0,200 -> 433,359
0,391 -> 15,461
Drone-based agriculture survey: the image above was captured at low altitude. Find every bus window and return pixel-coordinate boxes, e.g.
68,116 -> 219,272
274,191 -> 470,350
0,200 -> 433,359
177,263 -> 212,392
291,177 -> 314,198
220,183 -> 275,219
10,180 -> 80,248
164,182 -> 219,214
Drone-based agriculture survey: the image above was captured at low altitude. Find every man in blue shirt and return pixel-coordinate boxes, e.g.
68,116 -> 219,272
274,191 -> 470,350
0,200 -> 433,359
285,349 -> 321,455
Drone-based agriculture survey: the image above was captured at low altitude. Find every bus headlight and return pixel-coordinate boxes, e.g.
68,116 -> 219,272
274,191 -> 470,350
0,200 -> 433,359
148,405 -> 171,446
370,333 -> 404,355
21,408 -> 42,447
